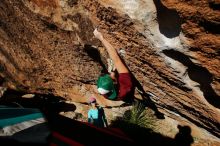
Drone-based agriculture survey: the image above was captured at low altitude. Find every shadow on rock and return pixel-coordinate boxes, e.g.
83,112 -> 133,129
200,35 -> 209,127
174,125 -> 194,146
84,44 -> 107,72
131,73 -> 165,119
0,89 -> 76,115
163,49 -> 220,109
110,118 -> 194,146
153,0 -> 181,38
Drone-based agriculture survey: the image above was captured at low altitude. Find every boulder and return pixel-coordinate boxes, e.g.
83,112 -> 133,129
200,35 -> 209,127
0,0 -> 219,138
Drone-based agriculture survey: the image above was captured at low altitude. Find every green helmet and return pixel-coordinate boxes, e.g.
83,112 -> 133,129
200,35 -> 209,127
97,74 -> 117,100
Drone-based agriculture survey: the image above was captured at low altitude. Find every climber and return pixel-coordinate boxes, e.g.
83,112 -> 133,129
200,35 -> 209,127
93,28 -> 133,102
88,97 -> 108,128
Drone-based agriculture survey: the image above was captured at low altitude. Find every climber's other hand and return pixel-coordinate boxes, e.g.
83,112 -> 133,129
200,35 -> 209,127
93,28 -> 104,41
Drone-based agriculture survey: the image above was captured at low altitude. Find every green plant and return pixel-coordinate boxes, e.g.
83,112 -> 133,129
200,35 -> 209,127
193,136 -> 199,142
122,101 -> 156,129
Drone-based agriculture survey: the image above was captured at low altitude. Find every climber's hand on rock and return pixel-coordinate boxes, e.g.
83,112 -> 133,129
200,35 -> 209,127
93,28 -> 104,41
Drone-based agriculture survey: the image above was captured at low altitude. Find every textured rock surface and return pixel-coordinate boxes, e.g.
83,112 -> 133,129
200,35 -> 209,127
0,0 -> 220,139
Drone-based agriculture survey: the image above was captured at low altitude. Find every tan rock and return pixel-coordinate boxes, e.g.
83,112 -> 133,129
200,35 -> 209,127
0,0 -> 219,140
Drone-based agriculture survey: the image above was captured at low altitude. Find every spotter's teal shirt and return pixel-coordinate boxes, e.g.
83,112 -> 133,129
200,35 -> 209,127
88,107 -> 107,128
88,109 -> 98,120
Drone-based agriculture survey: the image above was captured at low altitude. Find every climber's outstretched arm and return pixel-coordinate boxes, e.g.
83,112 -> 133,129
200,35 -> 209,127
93,29 -> 128,73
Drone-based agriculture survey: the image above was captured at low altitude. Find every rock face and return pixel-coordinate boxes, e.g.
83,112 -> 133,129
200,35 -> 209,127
0,0 -> 220,138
